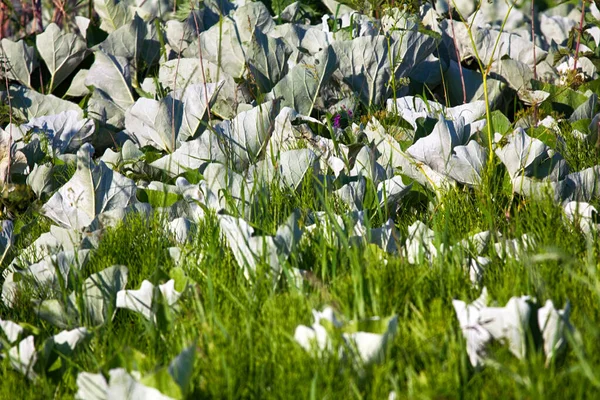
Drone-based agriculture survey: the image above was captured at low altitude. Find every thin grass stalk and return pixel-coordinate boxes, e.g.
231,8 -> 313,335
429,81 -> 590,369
190,2 -> 213,122
574,0 -> 586,72
456,1 -> 513,168
448,0 -> 466,104
1,46 -> 13,184
531,0 -> 538,124
170,27 -> 187,152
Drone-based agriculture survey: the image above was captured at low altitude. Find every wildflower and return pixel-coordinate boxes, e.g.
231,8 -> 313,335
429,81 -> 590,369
333,113 -> 342,129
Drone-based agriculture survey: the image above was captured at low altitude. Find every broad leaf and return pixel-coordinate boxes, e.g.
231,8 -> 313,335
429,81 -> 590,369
23,111 -> 95,155
2,84 -> 83,120
150,132 -> 227,177
86,51 -> 136,113
38,265 -> 128,328
332,31 -> 437,107
36,23 -> 89,92
0,38 -> 37,88
94,0 -> 132,33
41,143 -> 137,230
269,47 -> 336,116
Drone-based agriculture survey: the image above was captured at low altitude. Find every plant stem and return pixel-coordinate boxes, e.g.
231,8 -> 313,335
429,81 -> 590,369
1,46 -> 13,184
171,28 -> 185,152
457,0 -> 513,167
190,3 -> 213,122
31,0 -> 43,33
574,0 -> 586,72
531,0 -> 538,125
448,1 -> 466,104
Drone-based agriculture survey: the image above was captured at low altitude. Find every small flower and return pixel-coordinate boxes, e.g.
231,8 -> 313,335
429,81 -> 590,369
333,114 -> 342,129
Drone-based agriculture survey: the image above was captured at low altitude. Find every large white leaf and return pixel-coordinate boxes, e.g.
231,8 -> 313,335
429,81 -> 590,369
96,14 -> 160,76
94,0 -> 133,33
52,327 -> 89,355
407,116 -> 469,172
116,279 -> 182,322
2,84 -> 83,120
446,141 -> 488,186
30,248 -> 90,282
175,83 -> 221,141
7,335 -> 37,380
218,212 -> 301,281
386,96 -> 487,130
86,51 -> 136,124
403,220 -> 440,264
27,163 -> 54,197
564,202 -> 598,234
343,315 -> 398,365
76,368 -> 176,400
538,300 -> 573,363
0,38 -> 38,88
247,28 -> 292,93
41,143 -> 137,230
478,295 -> 533,360
150,132 -> 227,177
495,128 -> 568,180
216,101 -> 276,169
361,117 -> 454,191
38,265 -> 129,328
36,23 -> 89,92
269,47 -> 336,116
0,317 -> 23,344
23,110 -> 95,155
126,83 -> 220,152
202,163 -> 253,212
441,19 -> 547,73
158,58 -> 239,119
452,288 -> 491,367
377,176 -> 411,208
332,31 -> 437,106
271,23 -> 333,56
192,2 -> 275,79
0,126 -> 29,181
251,148 -> 319,190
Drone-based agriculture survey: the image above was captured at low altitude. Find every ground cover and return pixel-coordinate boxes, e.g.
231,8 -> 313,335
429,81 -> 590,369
0,0 -> 599,398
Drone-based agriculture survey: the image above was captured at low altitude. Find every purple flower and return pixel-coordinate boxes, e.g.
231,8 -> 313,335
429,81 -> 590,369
333,114 -> 341,128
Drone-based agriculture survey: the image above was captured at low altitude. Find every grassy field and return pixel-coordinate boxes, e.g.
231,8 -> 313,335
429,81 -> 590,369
0,0 -> 599,398
2,143 -> 599,399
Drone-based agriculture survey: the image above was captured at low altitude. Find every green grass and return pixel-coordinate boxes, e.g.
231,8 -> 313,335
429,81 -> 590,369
1,161 -> 600,399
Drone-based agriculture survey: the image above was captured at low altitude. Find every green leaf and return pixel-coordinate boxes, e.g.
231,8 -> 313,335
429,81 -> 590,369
342,314 -> 397,334
137,189 -> 182,208
533,81 -> 589,116
141,368 -> 184,399
490,110 -> 512,136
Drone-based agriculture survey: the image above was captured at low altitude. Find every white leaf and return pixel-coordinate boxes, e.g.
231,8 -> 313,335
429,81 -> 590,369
8,335 -> 37,380
452,287 -> 491,367
41,143 -> 137,230
116,280 -> 181,322
478,296 -> 533,360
